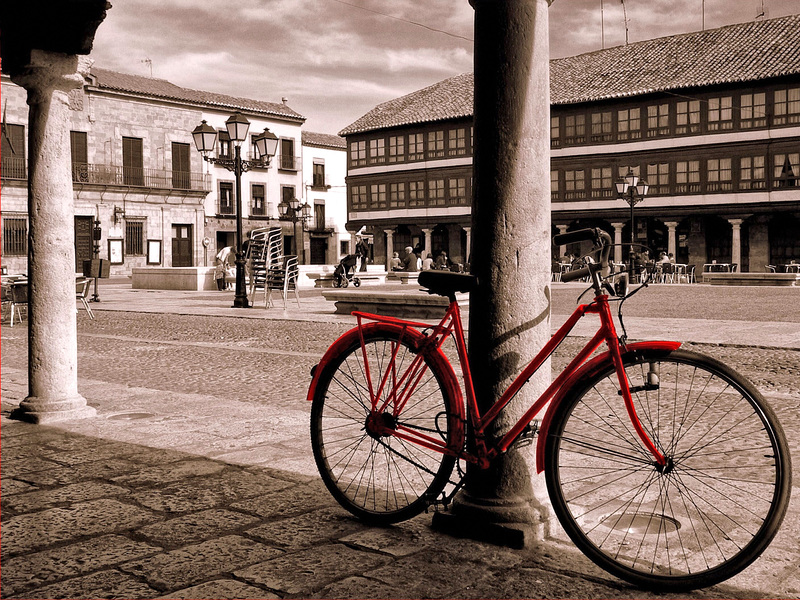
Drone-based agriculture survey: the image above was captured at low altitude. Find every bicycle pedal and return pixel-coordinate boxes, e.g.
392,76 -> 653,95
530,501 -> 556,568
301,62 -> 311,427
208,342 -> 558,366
511,420 -> 539,449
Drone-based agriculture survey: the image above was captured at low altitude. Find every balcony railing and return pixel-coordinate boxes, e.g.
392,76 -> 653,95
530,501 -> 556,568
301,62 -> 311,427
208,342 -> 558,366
70,163 -> 211,191
1,158 -> 27,180
279,155 -> 300,171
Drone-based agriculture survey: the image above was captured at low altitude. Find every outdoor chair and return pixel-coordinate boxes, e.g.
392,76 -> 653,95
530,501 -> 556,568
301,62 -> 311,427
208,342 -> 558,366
766,265 -> 777,273
659,263 -> 675,284
7,280 -> 28,327
266,255 -> 301,309
76,277 -> 95,319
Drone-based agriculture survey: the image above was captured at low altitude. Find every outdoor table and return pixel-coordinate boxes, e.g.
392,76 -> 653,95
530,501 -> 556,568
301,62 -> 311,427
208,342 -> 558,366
673,263 -> 688,282
784,264 -> 800,273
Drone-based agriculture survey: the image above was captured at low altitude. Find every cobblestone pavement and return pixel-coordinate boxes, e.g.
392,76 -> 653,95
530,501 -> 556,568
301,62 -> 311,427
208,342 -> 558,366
2,283 -> 799,599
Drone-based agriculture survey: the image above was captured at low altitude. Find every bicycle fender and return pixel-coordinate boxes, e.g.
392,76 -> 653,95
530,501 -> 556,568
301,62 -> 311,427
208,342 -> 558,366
535,340 -> 681,473
307,322 -> 466,430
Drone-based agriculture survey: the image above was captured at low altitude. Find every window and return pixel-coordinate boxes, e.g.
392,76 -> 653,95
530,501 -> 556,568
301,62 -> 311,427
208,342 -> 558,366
218,130 -> 231,158
389,182 -> 406,208
676,101 -> 700,135
448,177 -> 467,205
251,183 -> 266,216
408,133 -> 424,161
707,158 -> 732,191
427,131 -> 445,158
314,203 -> 325,230
564,114 -> 585,144
340,241 -> 350,256
312,161 -> 326,189
448,128 -> 467,156
550,116 -> 561,147
590,111 -> 612,142
646,103 -> 669,137
707,96 -> 733,131
369,138 -> 385,164
774,87 -> 800,126
740,93 -> 767,128
564,169 -> 585,200
171,141 -> 191,189
218,182 -> 234,214
2,217 -> 27,256
280,138 -> 296,170
388,135 -> 405,163
1,123 -> 25,179
408,180 -> 425,207
429,179 -> 445,206
122,136 -> 144,186
675,160 -> 700,193
550,170 -> 559,201
370,183 -> 387,208
590,167 -> 613,198
351,184 -> 368,210
617,108 -> 641,141
70,131 -> 88,182
281,185 -> 296,206
349,140 -> 366,166
739,156 -> 766,190
774,153 -> 800,188
125,220 -> 145,256
646,162 -> 670,195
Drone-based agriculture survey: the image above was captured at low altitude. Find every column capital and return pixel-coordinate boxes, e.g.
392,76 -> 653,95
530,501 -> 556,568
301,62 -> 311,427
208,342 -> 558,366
610,222 -> 626,229
727,218 -> 744,228
383,229 -> 394,235
11,50 -> 92,105
664,221 -> 679,229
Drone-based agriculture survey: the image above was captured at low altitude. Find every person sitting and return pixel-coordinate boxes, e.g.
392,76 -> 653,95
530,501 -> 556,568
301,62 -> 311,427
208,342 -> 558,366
390,252 -> 402,271
658,251 -> 671,264
400,246 -> 418,272
434,251 -> 450,270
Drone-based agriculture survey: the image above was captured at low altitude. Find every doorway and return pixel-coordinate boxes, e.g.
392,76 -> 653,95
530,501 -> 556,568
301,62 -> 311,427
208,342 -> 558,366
171,224 -> 193,267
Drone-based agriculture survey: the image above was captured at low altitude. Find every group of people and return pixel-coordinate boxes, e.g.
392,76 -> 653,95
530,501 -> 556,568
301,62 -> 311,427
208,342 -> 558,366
390,246 -> 456,272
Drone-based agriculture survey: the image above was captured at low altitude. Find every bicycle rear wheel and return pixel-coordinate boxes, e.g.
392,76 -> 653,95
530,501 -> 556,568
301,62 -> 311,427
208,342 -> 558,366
311,331 -> 458,524
544,348 -> 791,591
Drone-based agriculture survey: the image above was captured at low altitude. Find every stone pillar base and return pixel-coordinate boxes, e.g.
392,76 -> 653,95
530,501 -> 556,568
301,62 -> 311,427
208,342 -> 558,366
431,491 -> 547,549
11,395 -> 96,424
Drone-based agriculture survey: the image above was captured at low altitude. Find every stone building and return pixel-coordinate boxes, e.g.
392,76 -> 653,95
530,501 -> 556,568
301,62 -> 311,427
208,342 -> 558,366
340,15 -> 800,273
1,67 -> 347,277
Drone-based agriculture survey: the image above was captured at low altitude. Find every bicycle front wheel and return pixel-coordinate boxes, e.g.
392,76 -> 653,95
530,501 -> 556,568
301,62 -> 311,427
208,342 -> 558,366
311,331 -> 458,524
545,348 -> 791,591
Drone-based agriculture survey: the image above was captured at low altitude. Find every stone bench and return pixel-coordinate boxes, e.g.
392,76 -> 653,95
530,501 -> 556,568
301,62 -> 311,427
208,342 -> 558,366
706,272 -> 798,286
322,289 -> 465,319
385,271 -> 419,285
313,274 -> 383,288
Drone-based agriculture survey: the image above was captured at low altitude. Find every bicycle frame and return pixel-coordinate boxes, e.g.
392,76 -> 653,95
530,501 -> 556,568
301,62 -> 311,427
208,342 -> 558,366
320,288 -> 672,472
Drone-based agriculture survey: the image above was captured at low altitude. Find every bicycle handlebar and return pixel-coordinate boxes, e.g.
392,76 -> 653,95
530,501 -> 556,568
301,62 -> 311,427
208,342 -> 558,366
556,228 -> 613,284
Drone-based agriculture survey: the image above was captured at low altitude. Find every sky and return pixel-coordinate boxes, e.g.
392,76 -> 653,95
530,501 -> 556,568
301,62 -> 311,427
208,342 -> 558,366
89,0 -> 800,135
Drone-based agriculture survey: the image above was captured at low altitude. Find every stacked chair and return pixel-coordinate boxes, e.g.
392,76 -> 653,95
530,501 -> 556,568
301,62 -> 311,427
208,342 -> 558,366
246,227 -> 300,309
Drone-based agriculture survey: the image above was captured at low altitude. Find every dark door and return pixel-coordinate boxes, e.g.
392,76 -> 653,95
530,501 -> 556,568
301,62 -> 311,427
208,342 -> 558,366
310,238 -> 327,264
171,224 -> 193,267
74,216 -> 94,271
123,136 -> 144,186
171,142 -> 190,189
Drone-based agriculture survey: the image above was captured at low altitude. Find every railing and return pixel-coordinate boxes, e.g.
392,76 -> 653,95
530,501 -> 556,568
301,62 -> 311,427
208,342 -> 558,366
70,163 -> 211,191
279,155 -> 300,171
1,158 -> 27,180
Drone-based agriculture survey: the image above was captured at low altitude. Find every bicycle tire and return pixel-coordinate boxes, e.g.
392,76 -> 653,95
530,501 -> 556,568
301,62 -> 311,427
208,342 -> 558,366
544,347 -> 791,591
311,331 -> 459,524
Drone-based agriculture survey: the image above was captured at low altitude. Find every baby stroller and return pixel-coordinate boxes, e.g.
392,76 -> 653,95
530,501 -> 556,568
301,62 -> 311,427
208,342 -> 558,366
333,254 -> 360,288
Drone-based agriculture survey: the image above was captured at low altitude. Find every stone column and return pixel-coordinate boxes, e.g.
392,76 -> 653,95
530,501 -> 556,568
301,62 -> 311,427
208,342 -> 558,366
10,51 -> 96,424
665,221 -> 679,258
729,218 -> 743,271
422,228 -> 433,259
463,226 -> 472,265
384,228 -> 395,271
435,0 -> 553,546
611,222 -> 625,265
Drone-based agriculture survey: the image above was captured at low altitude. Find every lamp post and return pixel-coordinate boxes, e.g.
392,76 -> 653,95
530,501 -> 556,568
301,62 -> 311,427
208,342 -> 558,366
277,196 -> 312,262
192,114 -> 279,308
614,168 -> 649,277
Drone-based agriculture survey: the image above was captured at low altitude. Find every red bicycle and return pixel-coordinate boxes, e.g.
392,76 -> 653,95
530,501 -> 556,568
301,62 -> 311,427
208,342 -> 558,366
308,228 -> 791,591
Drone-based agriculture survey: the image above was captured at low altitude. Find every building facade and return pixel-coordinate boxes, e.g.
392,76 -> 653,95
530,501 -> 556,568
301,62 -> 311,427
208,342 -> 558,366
2,67 -> 347,277
340,15 -> 800,273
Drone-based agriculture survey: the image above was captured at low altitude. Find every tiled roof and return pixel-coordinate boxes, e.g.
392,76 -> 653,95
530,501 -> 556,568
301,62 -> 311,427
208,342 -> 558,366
302,131 -> 346,149
340,14 -> 800,135
88,67 -> 306,122
339,72 -> 473,136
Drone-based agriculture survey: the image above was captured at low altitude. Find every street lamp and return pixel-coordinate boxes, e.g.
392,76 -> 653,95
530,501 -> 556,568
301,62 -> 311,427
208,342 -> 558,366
614,168 -> 649,278
192,114 -> 279,308
277,196 -> 312,262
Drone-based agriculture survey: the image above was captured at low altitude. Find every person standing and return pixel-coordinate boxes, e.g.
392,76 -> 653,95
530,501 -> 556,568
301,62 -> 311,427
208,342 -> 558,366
355,236 -> 369,272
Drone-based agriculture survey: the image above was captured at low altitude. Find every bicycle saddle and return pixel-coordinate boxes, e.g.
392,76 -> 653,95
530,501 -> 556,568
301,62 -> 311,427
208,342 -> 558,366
418,270 -> 478,296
